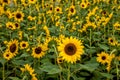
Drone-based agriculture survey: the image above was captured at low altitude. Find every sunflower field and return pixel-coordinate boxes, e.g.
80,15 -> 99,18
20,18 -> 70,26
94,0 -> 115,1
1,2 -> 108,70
0,0 -> 120,80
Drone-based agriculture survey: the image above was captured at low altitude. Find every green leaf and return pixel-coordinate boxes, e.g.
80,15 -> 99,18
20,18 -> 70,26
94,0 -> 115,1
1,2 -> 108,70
19,53 -> 30,58
0,57 -> 6,65
85,57 -> 98,63
71,74 -> 86,80
98,44 -> 109,51
12,59 -> 31,66
8,77 -> 21,80
79,63 -> 99,72
100,72 -> 113,79
86,48 -> 96,54
40,64 -> 61,74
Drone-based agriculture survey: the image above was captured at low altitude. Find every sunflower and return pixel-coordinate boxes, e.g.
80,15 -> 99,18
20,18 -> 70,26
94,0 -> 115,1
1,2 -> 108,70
58,37 -> 84,63
57,57 -> 63,64
101,10 -> 108,16
14,11 -> 24,22
18,31 -> 23,40
1,0 -> 10,5
20,41 -> 29,49
21,0 -> 28,7
97,52 -> 109,64
28,0 -> 37,4
55,6 -> 62,14
108,37 -> 118,46
31,76 -> 38,80
6,22 -> 16,30
68,5 -> 76,16
113,22 -> 120,30
0,6 -> 4,15
31,44 -> 48,58
3,50 -> 14,60
80,1 -> 87,9
5,10 -> 13,19
14,22 -> 20,29
24,64 -> 35,76
22,64 -> 37,79
7,39 -> 18,56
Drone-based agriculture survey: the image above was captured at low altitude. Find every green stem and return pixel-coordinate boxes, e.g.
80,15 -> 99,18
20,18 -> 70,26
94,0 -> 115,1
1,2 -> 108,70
53,45 -> 63,80
89,29 -> 92,58
53,44 -> 58,65
103,25 -> 106,39
89,29 -> 92,47
112,26 -> 115,36
59,72 -> 62,80
53,44 -> 58,57
67,64 -> 70,80
3,63 -> 5,80
116,63 -> 119,80
22,75 -> 27,80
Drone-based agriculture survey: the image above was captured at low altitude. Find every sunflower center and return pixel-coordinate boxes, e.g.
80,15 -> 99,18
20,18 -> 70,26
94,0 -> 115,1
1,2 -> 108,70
15,23 -> 18,27
102,56 -> 106,60
87,3 -> 90,6
103,11 -> 106,14
64,43 -> 77,55
22,43 -> 26,47
70,8 -> 74,13
102,11 -> 106,15
6,54 -> 9,57
57,8 -> 60,11
3,0 -> 8,3
9,25 -> 13,28
35,47 -> 42,54
110,39 -> 113,42
59,59 -> 62,63
50,7 -> 53,10
16,13 -> 22,19
82,4 -> 84,7
10,44 -> 16,53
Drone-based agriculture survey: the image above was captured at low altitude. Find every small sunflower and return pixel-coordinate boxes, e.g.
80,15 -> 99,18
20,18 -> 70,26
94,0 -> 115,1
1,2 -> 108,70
6,22 -> 16,30
22,64 -> 37,79
101,10 -> 108,16
7,39 -> 18,56
14,11 -> 24,22
31,76 -> 38,80
58,37 -> 84,63
97,52 -> 109,64
80,2 -> 87,9
28,0 -> 37,4
14,22 -> 20,29
57,57 -> 63,64
24,64 -> 35,76
31,44 -> 48,58
18,31 -> 23,40
113,22 -> 120,30
108,37 -> 118,46
28,16 -> 33,21
1,0 -> 10,5
69,5 -> 76,15
3,50 -> 14,60
0,6 -> 4,15
5,10 -> 13,19
55,6 -> 62,14
20,41 -> 29,49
